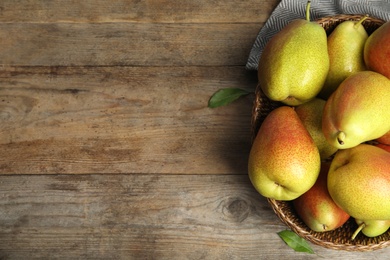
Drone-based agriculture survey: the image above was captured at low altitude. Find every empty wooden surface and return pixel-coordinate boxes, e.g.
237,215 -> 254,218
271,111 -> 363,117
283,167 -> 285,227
0,1 -> 389,259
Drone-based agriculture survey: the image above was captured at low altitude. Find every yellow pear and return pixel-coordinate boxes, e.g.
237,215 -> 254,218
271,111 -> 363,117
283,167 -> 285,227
295,98 -> 338,159
322,71 -> 390,149
248,106 -> 320,201
258,1 -> 329,106
352,219 -> 390,239
327,144 -> 390,220
318,15 -> 368,100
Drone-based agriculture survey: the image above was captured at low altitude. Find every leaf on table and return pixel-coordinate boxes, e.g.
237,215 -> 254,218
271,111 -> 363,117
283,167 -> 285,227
277,230 -> 315,254
208,88 -> 251,108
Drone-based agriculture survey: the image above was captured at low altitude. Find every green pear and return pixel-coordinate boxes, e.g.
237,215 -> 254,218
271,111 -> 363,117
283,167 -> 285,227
295,98 -> 338,159
258,1 -> 329,106
364,20 -> 390,79
248,106 -> 321,201
352,219 -> 390,240
322,71 -> 390,149
318,15 -> 368,100
327,144 -> 390,220
293,163 -> 350,232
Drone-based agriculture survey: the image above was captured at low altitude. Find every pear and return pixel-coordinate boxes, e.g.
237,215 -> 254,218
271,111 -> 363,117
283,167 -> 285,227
248,106 -> 321,201
376,130 -> 390,145
375,143 -> 390,153
364,20 -> 390,79
258,1 -> 329,106
293,163 -> 350,232
295,98 -> 338,159
327,144 -> 390,220
318,15 -> 368,100
352,219 -> 390,240
322,71 -> 390,149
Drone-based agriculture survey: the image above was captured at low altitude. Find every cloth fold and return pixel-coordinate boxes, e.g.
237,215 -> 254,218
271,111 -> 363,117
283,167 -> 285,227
246,0 -> 390,71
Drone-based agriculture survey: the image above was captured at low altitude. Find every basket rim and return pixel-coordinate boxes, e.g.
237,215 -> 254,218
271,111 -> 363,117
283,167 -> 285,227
268,199 -> 390,251
315,13 -> 386,23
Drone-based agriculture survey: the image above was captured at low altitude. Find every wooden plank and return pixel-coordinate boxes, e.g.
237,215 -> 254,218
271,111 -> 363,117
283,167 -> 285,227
0,22 -> 262,67
0,0 -> 279,23
0,66 -> 257,174
1,174 -> 388,259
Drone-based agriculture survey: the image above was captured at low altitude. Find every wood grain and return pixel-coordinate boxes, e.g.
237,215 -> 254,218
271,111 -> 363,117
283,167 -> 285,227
0,23 -> 262,66
0,175 -> 273,259
0,0 -> 278,23
1,174 -> 389,259
0,66 -> 257,174
2,0 -> 390,258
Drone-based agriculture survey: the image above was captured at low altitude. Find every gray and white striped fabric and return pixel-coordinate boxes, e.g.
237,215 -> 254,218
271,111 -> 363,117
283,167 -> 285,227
246,0 -> 390,71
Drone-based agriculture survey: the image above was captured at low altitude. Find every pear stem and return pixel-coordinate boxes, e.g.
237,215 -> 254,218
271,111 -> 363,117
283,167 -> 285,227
352,222 -> 366,240
306,1 -> 311,22
354,14 -> 369,29
337,131 -> 346,145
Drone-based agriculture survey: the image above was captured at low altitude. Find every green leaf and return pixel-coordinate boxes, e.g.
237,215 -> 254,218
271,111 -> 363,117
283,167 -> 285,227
208,88 -> 251,108
278,230 -> 315,254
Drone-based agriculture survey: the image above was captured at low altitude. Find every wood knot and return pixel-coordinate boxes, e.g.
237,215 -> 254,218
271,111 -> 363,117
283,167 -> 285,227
222,197 -> 250,223
0,95 -> 37,129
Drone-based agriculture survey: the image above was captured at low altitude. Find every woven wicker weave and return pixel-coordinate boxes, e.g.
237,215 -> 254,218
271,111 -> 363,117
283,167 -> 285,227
251,14 -> 390,251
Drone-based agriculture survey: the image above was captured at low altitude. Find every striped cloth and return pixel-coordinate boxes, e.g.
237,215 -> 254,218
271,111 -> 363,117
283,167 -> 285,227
246,0 -> 390,71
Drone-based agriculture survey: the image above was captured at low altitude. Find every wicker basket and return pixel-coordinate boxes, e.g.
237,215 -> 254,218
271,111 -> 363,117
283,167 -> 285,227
251,14 -> 390,251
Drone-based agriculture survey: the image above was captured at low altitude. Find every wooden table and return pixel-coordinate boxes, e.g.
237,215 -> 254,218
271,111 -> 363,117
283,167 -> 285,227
0,1 -> 389,259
